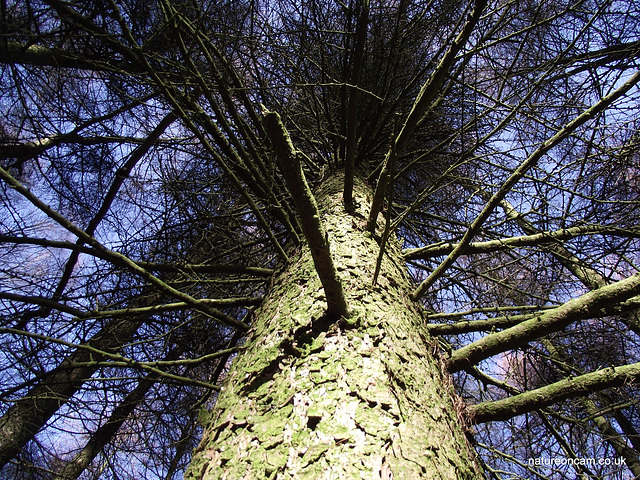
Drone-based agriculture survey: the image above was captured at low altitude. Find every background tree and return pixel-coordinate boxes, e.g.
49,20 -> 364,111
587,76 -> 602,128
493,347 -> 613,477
1,0 -> 640,478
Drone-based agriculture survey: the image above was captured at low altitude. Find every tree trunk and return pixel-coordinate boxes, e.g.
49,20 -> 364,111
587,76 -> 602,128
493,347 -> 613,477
55,344 -> 184,480
185,173 -> 482,479
0,315 -> 144,468
55,374 -> 154,480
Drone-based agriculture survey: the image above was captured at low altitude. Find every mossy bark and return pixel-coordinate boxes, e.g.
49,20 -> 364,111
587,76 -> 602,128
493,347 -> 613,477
185,173 -> 482,479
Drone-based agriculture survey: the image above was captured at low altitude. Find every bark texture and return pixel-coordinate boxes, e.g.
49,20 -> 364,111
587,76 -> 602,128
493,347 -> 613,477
185,173 -> 481,479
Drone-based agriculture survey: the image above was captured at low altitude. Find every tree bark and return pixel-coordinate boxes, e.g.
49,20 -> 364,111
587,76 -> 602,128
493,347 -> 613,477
185,173 -> 482,479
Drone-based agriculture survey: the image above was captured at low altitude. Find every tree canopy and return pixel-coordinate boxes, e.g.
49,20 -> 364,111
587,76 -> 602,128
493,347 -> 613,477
1,0 -> 640,478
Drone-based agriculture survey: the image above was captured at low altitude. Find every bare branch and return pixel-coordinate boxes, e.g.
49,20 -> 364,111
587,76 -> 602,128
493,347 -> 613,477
262,110 -> 348,320
405,224 -> 640,260
447,271 -> 640,372
412,69 -> 640,300
470,362 -> 640,423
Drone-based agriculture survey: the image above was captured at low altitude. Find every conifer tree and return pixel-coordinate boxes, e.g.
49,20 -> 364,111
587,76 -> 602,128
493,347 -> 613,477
1,1 -> 639,478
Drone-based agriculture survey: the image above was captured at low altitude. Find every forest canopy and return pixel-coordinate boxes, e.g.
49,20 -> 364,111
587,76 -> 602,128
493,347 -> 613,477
1,0 -> 640,478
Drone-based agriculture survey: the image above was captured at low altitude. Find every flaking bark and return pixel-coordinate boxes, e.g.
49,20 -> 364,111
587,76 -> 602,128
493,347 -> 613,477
185,173 -> 482,479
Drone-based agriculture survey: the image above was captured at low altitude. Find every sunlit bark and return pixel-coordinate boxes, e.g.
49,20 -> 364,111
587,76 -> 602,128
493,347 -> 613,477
185,173 -> 482,479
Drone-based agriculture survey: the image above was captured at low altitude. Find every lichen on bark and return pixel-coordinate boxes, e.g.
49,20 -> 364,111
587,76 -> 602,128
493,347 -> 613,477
185,172 -> 482,479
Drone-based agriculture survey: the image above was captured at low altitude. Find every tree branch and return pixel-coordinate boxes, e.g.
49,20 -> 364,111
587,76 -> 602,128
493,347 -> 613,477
262,110 -> 348,320
366,0 -> 488,232
412,69 -> 640,300
0,41 -> 143,72
447,271 -> 640,372
470,362 -> 640,423
0,327 -> 222,391
135,261 -> 273,277
0,166 -> 249,331
404,224 -> 640,260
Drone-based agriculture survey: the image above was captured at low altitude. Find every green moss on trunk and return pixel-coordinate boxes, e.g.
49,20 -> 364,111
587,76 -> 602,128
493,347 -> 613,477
185,173 -> 482,479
